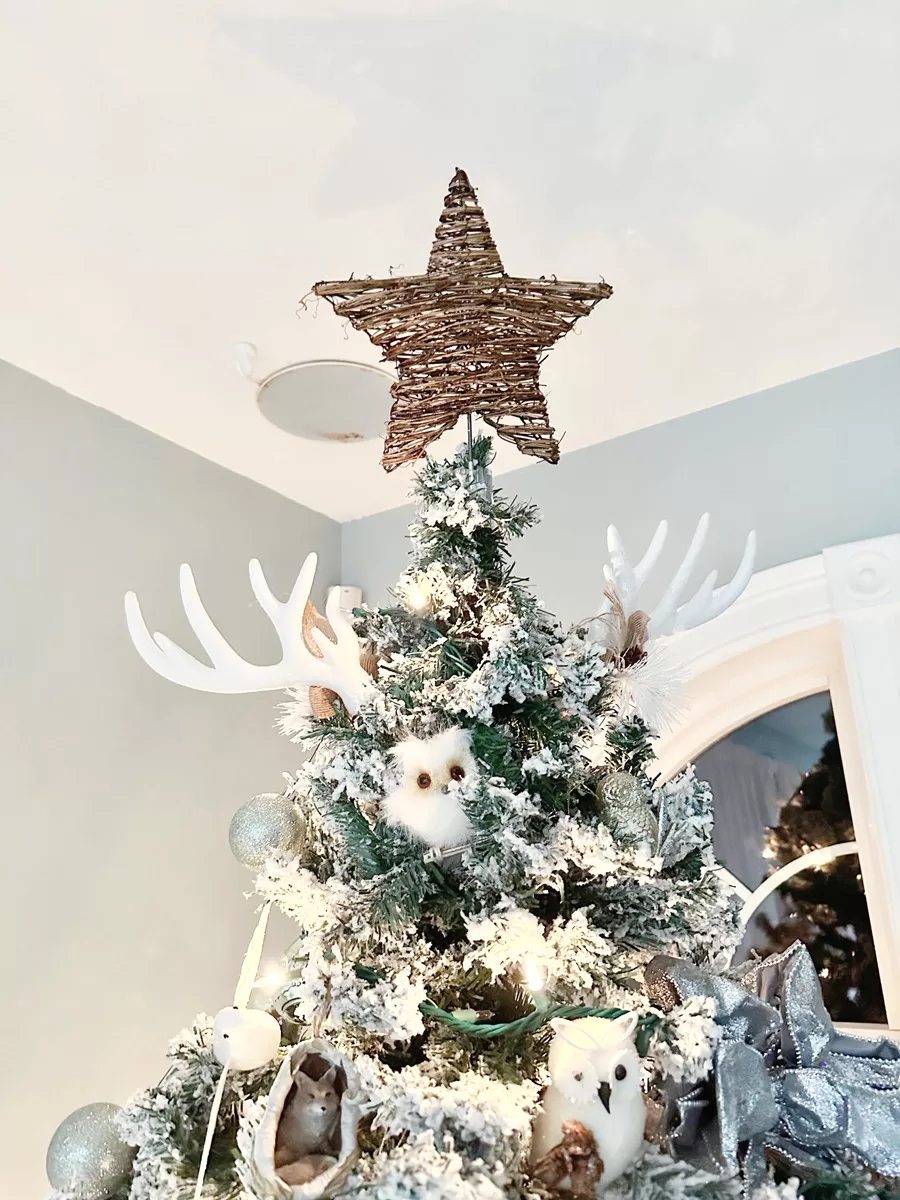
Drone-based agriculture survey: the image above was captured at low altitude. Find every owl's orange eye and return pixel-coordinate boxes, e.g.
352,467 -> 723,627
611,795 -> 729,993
417,772 -> 431,789
450,764 -> 465,782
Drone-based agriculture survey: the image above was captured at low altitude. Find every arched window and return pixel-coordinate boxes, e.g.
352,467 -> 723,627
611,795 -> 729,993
656,534 -> 900,1034
694,693 -> 885,1024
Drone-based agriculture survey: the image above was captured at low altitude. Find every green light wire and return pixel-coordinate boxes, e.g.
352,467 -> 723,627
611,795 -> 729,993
420,1001 -> 661,1056
353,964 -> 661,1056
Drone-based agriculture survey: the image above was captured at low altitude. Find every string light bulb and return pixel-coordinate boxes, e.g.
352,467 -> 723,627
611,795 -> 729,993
522,959 -> 546,992
522,959 -> 550,1011
250,970 -> 285,992
402,577 -> 431,613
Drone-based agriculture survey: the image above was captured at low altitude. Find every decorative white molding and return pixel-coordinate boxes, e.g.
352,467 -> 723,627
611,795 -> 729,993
655,551 -> 837,780
656,534 -> 900,1028
739,841 -> 859,926
662,552 -> 832,678
825,537 -> 900,612
822,534 -> 900,1029
657,624 -> 839,782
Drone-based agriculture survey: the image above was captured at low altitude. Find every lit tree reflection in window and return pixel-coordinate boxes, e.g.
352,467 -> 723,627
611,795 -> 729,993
695,697 -> 886,1024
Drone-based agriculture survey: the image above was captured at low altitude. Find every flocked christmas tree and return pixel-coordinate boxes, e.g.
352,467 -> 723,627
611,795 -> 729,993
108,439 -> 738,1200
46,171 -> 900,1200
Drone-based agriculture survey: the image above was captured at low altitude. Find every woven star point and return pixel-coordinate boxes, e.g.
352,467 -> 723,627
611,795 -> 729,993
314,168 -> 612,471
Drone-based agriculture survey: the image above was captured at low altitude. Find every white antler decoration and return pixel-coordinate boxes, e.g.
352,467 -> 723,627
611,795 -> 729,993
599,514 -> 756,638
124,553 -> 373,715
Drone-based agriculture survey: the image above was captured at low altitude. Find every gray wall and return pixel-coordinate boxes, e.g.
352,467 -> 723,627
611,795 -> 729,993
0,361 -> 341,1199
5,347 -> 900,1196
342,350 -> 900,626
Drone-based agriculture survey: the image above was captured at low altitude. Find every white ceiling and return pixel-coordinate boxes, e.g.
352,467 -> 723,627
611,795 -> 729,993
1,0 -> 898,521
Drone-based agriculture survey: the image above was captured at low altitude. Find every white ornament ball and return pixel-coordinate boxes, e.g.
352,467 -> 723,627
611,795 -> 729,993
212,1006 -> 281,1070
229,793 -> 305,869
46,1102 -> 135,1200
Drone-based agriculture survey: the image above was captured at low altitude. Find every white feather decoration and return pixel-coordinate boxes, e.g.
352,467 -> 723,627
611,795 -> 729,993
614,640 -> 687,733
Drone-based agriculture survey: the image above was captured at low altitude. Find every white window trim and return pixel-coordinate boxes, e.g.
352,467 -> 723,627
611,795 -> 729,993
656,533 -> 900,1031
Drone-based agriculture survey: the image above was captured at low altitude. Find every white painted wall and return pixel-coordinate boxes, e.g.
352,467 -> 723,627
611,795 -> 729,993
0,361 -> 341,1199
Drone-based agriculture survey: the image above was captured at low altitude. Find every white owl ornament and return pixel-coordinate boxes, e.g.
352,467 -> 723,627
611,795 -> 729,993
531,1013 -> 646,1191
381,727 -> 475,851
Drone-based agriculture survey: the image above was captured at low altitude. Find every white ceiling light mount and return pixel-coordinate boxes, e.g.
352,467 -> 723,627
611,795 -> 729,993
233,341 -> 258,380
233,345 -> 395,444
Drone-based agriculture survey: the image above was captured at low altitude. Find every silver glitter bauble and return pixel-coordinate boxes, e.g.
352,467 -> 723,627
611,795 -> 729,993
229,793 -> 305,869
46,1103 -> 135,1200
597,770 -> 659,848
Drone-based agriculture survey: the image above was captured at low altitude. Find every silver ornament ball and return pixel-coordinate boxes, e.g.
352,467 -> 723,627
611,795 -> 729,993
229,793 -> 305,869
46,1103 -> 135,1200
598,770 -> 659,847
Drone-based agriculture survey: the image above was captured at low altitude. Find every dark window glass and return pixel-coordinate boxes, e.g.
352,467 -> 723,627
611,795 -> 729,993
694,694 -> 886,1024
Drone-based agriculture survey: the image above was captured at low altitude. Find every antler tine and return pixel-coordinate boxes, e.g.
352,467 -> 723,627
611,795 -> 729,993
126,562 -> 300,694
648,513 -> 711,636
593,515 -> 756,644
321,585 -> 360,651
308,586 -> 373,714
673,529 -> 756,633
632,519 -> 669,590
601,520 -> 669,616
670,568 -> 719,633
125,590 -> 211,688
605,525 -> 639,608
180,563 -> 260,673
248,555 -> 365,698
247,554 -> 313,649
125,553 -> 374,712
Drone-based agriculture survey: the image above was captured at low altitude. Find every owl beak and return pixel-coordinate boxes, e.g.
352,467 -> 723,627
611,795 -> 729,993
440,784 -> 450,794
598,1081 -> 612,1113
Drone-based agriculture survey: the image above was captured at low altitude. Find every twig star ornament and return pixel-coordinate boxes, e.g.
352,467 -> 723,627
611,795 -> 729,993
314,169 -> 613,471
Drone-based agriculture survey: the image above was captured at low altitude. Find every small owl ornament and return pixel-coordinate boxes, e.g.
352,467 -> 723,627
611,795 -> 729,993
381,727 -> 475,850
532,1014 -> 645,1190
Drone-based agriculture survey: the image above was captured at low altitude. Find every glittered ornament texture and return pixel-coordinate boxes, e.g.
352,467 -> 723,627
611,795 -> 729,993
46,1102 -> 135,1200
229,793 -> 305,869
597,771 -> 659,847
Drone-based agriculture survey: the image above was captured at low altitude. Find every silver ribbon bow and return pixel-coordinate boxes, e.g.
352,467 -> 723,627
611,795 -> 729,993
645,942 -> 900,1188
